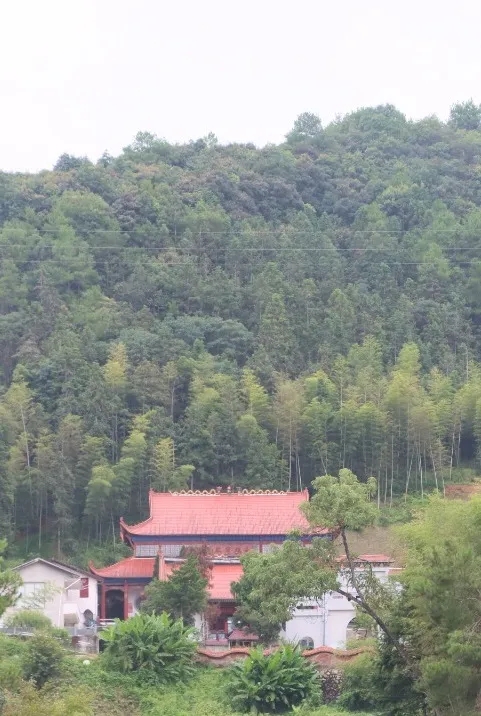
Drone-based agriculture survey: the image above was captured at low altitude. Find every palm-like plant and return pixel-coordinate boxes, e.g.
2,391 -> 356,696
101,612 -> 197,683
226,645 -> 319,713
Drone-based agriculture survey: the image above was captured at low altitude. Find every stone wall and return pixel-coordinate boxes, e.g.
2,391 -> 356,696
196,645 -> 368,669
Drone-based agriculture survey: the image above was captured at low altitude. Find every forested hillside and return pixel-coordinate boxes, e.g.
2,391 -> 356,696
3,101 -> 481,549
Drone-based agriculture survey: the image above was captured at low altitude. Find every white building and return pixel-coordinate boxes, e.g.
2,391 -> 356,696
278,554 -> 393,649
2,558 -> 100,629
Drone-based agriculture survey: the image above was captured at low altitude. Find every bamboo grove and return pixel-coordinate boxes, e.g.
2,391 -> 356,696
3,102 -> 481,546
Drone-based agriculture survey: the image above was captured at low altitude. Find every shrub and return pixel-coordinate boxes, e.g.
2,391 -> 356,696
5,610 -> 52,631
2,682 -> 93,716
337,652 -> 380,711
0,657 -> 23,691
226,645 -> 319,714
100,612 -> 197,684
4,611 -> 69,645
49,627 -> 70,646
0,634 -> 27,659
22,632 -> 65,688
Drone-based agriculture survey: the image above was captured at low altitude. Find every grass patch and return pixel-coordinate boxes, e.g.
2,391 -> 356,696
2,653 -> 375,715
136,666 -> 374,716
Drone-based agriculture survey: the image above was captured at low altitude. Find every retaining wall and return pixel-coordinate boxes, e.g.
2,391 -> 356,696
196,645 -> 368,669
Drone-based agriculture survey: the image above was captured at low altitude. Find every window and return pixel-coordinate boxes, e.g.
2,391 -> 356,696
135,545 -> 158,557
262,543 -> 280,554
22,582 -> 45,596
20,582 -> 46,606
163,545 -> 182,557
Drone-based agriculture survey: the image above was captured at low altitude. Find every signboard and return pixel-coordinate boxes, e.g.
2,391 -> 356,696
80,578 -> 89,598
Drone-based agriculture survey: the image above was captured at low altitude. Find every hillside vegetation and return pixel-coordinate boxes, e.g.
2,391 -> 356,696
3,102 -> 481,550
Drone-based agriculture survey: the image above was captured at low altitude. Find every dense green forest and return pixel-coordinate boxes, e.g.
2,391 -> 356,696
3,100 -> 481,549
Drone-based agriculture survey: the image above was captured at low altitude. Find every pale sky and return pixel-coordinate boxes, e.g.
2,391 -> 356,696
2,0 -> 481,172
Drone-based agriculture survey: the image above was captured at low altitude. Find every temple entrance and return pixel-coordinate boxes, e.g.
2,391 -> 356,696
208,602 -> 236,634
105,589 -> 125,620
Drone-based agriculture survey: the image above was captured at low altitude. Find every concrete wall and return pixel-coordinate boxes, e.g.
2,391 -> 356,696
282,601 -> 326,648
2,562 -> 98,628
281,598 -> 355,650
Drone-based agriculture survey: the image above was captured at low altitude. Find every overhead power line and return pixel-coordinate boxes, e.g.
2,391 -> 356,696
0,257 -> 480,268
3,243 -> 481,253
28,228 -> 481,235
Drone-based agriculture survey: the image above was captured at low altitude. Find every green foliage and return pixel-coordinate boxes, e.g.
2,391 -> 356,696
4,104 -> 481,549
302,469 -> 377,532
5,610 -> 52,631
22,632 -> 65,688
337,653 -> 380,712
375,496 -> 426,526
0,656 -> 23,691
65,540 -> 131,571
100,612 -> 197,684
233,471 -> 392,647
286,112 -> 323,143
338,636 -> 424,715
0,542 -> 20,617
2,682 -> 94,716
0,649 -> 378,716
226,645 -> 318,714
141,554 -> 208,624
0,634 -> 27,660
60,656 -> 141,715
392,495 -> 481,714
233,539 -> 337,644
449,99 -> 481,130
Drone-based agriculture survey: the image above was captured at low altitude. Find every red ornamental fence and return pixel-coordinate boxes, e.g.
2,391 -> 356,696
196,645 -> 369,669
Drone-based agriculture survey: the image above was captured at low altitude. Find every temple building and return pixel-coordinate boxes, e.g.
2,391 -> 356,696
89,488 -> 392,648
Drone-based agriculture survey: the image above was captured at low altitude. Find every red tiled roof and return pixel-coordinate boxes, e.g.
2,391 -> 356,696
122,489 -> 314,537
208,562 -> 243,600
89,557 -> 172,579
357,554 -> 392,563
90,556 -> 242,600
337,553 -> 392,564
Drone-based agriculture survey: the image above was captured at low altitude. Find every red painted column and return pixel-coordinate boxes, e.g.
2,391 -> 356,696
123,582 -> 129,620
100,583 -> 106,620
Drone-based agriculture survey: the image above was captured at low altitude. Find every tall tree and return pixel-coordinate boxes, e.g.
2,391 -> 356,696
141,555 -> 208,624
233,470 -> 401,654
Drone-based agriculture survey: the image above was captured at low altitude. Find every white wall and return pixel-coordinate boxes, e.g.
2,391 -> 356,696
323,591 -> 355,648
281,564 -> 392,650
283,607 -> 326,648
127,585 -> 144,617
2,561 -> 98,628
280,598 -> 354,649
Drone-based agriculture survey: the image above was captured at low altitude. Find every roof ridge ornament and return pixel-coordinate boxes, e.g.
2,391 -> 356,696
168,488 -> 288,496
